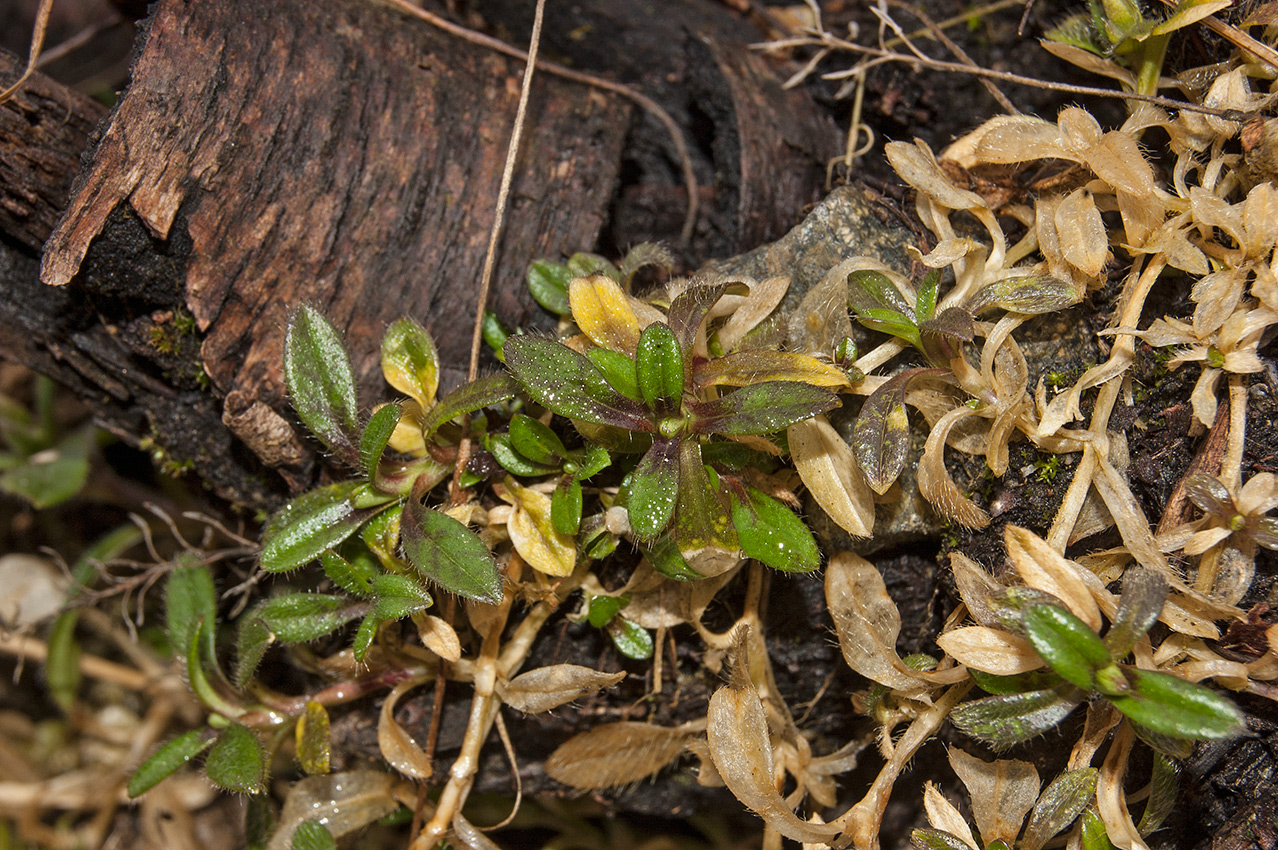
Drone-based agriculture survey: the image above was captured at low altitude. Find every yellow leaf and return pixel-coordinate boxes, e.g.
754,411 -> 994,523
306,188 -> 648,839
506,481 -> 576,577
569,274 -> 641,354
788,416 -> 873,537
295,700 -> 331,775
695,351 -> 851,389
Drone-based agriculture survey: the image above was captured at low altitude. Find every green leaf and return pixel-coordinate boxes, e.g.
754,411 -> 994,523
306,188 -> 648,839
244,790 -> 276,850
254,594 -> 363,642
128,729 -> 215,797
1110,670 -> 1245,741
852,370 -> 919,494
1021,768 -> 1098,850
381,317 -> 440,409
588,594 -> 627,628
489,434 -> 559,477
1103,568 -> 1166,660
915,270 -> 940,323
966,275 -> 1082,315
641,535 -> 705,581
609,616 -> 654,660
552,476 -> 583,536
1080,810 -> 1117,850
1023,602 -> 1113,690
0,430 -> 90,508
234,616 -> 273,688
569,445 -> 612,479
968,667 -> 1063,695
729,485 -> 820,572
949,686 -> 1082,751
166,559 -> 218,667
627,438 -> 681,540
527,259 -> 574,315
285,306 -> 359,462
911,829 -> 978,850
361,506 -> 403,570
293,821 -> 337,850
566,252 -> 620,280
360,405 -> 401,480
586,347 -> 643,400
671,440 -> 737,553
1137,752 -> 1179,834
352,615 -> 379,662
504,338 -> 651,431
418,372 -> 518,441
46,611 -> 81,712
260,481 -> 370,573
854,308 -> 923,346
402,497 -> 503,603
370,573 -> 433,620
686,382 -> 838,436
509,414 -> 567,465
205,724 -> 266,794
320,549 -> 378,597
482,311 -> 510,361
847,270 -> 914,321
636,323 -> 684,409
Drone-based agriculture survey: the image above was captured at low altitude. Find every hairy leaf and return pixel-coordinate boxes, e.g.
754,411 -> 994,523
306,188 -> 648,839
967,275 -> 1082,315
707,655 -> 841,844
255,594 -> 363,643
402,498 -> 502,603
852,370 -> 919,494
546,722 -> 692,789
128,730 -> 214,797
788,415 -> 873,537
936,626 -> 1043,676
370,573 -> 433,621
570,274 -> 642,353
380,317 -> 440,410
586,347 -> 642,400
285,306 -> 359,462
636,322 -> 685,409
686,381 -> 838,436
292,822 -> 337,850
1021,768 -> 1098,850
166,559 -> 218,668
1103,568 -> 1167,659
359,404 -> 401,481
847,269 -> 914,318
504,337 -> 651,431
507,480 -> 577,577
205,724 -> 266,794
418,372 -> 518,441
667,282 -> 738,351
728,484 -> 820,572
694,350 -> 850,389
234,615 -> 273,688
627,438 -> 681,540
912,828 -> 978,850
948,747 -> 1039,847
825,552 -> 920,690
949,686 -> 1082,751
1022,602 -> 1113,690
260,482 -> 369,573
499,665 -> 626,714
1109,670 -> 1244,741
319,549 -> 378,598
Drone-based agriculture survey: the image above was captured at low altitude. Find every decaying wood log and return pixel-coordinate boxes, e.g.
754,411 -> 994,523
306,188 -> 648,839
2,0 -> 840,509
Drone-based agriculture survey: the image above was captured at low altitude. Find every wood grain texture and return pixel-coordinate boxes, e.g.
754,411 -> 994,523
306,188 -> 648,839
37,0 -> 629,500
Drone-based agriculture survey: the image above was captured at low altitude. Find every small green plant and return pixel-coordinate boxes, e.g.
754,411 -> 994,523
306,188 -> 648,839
949,566 -> 1244,754
0,375 -> 90,508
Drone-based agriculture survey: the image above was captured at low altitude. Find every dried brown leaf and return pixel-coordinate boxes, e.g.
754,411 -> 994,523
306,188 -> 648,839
825,552 -> 921,691
937,626 -> 1043,675
923,782 -> 980,850
417,614 -> 461,662
545,722 -> 692,789
947,747 -> 1039,847
1005,525 -> 1102,630
499,664 -> 625,714
266,771 -> 399,850
789,415 -> 874,537
378,678 -> 433,780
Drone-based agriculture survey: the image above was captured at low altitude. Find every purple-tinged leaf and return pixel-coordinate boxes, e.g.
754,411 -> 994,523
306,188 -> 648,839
1184,473 -> 1232,516
285,306 -> 360,464
847,270 -> 913,317
505,337 -> 651,431
852,369 -> 938,494
1103,568 -> 1166,659
686,382 -> 838,436
628,438 -> 681,540
671,439 -> 737,554
919,306 -> 975,364
667,281 -> 746,351
402,495 -> 502,603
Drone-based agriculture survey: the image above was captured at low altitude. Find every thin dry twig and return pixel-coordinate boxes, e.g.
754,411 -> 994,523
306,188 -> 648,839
0,0 -> 53,105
